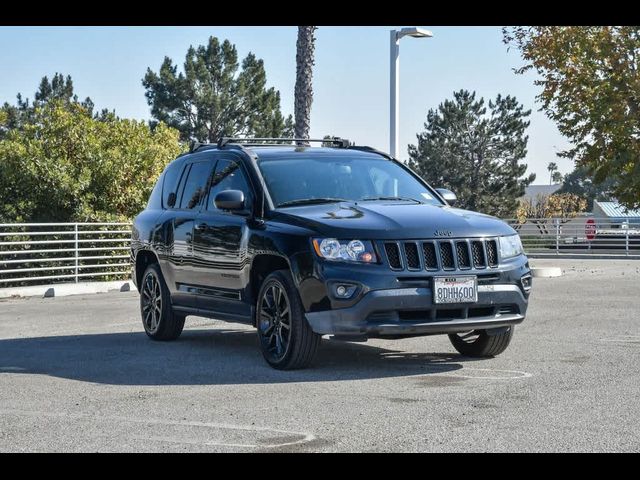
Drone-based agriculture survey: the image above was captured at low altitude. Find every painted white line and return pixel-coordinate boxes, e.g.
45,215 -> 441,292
600,335 -> 640,344
127,434 -> 258,449
0,408 -> 315,449
431,367 -> 533,380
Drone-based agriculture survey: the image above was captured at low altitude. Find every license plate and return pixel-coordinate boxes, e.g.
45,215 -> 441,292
433,276 -> 477,304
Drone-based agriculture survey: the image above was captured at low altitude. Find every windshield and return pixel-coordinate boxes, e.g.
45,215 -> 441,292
257,155 -> 443,208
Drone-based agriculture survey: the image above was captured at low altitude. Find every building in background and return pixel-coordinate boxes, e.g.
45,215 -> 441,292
521,184 -> 562,206
592,201 -> 640,225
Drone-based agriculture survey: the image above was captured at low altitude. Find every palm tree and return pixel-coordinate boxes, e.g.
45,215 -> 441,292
547,162 -> 558,185
294,26 -> 317,145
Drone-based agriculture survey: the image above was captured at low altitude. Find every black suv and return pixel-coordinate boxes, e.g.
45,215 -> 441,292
131,138 -> 532,369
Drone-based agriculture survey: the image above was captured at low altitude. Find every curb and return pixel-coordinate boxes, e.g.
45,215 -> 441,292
530,267 -> 562,278
0,280 -> 135,299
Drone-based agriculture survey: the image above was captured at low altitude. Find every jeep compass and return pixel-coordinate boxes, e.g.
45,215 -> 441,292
131,137 -> 532,369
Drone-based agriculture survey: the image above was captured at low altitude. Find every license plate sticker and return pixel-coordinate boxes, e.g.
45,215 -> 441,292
433,276 -> 477,304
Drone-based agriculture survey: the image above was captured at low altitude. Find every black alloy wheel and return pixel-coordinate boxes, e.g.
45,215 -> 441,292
258,281 -> 292,363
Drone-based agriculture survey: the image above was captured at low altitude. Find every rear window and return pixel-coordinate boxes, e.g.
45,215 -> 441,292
178,161 -> 213,209
161,160 -> 184,208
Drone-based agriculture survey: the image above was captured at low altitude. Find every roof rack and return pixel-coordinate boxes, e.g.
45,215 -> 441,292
346,145 -> 394,160
217,137 -> 351,149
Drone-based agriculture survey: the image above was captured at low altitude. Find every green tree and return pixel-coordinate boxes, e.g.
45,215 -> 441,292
515,192 -> 587,236
294,26 -> 317,144
547,161 -> 558,185
408,90 -> 536,217
0,100 -> 182,223
0,73 -> 94,137
503,26 -> 640,210
142,36 -> 293,143
557,164 -> 616,210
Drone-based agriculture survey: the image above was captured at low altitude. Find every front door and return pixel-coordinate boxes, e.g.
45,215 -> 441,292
192,155 -> 254,318
166,156 -> 215,308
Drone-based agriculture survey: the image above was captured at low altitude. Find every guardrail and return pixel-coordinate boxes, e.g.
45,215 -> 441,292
505,217 -> 640,257
0,222 -> 132,287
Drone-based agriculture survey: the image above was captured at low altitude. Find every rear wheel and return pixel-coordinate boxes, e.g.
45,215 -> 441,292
256,270 -> 320,370
448,327 -> 514,357
140,263 -> 185,341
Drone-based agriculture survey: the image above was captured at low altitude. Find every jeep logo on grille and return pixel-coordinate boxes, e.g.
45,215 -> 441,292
434,230 -> 453,237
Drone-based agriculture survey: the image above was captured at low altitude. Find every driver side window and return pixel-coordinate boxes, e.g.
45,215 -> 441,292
369,166 -> 398,197
207,159 -> 253,211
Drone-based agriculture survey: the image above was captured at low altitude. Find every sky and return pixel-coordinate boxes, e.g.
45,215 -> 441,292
0,26 -> 573,183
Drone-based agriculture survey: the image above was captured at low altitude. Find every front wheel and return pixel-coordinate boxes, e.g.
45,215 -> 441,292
256,270 -> 321,370
140,263 -> 185,341
448,327 -> 514,357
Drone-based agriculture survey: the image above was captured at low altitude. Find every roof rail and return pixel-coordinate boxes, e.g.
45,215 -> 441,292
217,137 -> 351,148
189,139 -> 207,153
347,145 -> 394,160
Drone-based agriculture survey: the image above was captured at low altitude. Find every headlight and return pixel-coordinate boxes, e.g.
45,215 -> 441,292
499,234 -> 524,259
312,238 -> 377,263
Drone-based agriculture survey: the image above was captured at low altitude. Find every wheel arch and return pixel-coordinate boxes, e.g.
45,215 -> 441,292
134,250 -> 160,292
249,254 -> 293,325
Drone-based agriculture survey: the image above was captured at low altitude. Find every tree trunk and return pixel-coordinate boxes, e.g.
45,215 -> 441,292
294,26 -> 317,145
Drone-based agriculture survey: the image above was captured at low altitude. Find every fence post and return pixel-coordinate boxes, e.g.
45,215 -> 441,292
625,220 -> 629,256
74,223 -> 79,283
555,218 -> 560,254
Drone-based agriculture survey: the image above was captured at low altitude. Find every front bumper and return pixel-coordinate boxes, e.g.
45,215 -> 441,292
305,283 -> 527,338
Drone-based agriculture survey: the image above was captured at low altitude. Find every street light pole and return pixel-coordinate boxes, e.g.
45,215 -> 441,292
389,27 -> 433,160
390,30 -> 400,160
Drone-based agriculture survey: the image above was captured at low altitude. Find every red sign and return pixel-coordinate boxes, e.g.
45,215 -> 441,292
585,218 -> 596,240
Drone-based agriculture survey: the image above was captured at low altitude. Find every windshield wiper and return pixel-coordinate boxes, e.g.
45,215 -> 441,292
276,198 -> 348,208
360,196 -> 423,204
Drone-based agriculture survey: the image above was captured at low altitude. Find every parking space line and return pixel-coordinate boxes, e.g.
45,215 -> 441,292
0,408 -> 316,449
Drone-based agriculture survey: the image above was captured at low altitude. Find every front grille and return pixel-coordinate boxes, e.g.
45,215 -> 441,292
456,241 -> 471,269
422,242 -> 438,269
404,242 -> 420,269
383,238 -> 500,272
384,242 -> 402,269
471,241 -> 485,268
486,240 -> 498,267
498,305 -> 519,315
439,242 -> 455,269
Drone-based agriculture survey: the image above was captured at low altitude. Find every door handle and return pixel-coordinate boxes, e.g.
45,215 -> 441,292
195,223 -> 208,231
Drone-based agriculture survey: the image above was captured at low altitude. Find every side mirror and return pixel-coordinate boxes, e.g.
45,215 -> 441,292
436,188 -> 457,206
167,192 -> 177,208
214,190 -> 245,211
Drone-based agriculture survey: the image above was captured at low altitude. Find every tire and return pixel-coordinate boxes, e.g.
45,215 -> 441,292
255,270 -> 321,370
448,327 -> 514,357
140,263 -> 185,341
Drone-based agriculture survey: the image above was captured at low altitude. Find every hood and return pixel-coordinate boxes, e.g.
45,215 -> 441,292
272,201 -> 515,239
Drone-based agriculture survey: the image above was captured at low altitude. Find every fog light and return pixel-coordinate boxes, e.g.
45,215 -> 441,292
520,274 -> 532,292
332,283 -> 358,299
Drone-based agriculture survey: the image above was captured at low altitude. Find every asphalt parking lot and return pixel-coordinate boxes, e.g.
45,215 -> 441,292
1,259 -> 639,452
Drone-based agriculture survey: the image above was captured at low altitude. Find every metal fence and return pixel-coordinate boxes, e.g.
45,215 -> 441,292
1,217 -> 638,290
505,217 -> 640,257
0,222 -> 132,287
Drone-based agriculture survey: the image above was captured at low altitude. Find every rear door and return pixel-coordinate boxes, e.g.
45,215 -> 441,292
165,155 -> 215,308
192,154 -> 255,318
